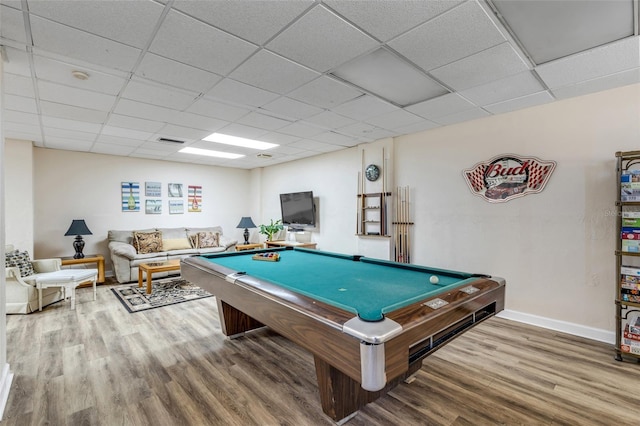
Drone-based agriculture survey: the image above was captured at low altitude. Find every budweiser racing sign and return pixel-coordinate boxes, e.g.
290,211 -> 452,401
463,154 -> 556,203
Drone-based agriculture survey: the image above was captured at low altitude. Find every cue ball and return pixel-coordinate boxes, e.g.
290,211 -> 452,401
430,276 -> 439,284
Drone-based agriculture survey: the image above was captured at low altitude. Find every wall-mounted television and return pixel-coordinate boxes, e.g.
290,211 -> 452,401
280,191 -> 316,231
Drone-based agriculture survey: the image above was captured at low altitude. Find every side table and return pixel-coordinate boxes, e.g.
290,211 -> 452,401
236,243 -> 263,251
36,269 -> 98,311
61,254 -> 105,284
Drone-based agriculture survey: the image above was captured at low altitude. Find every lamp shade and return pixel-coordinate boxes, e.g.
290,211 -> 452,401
64,219 -> 93,236
236,217 -> 257,229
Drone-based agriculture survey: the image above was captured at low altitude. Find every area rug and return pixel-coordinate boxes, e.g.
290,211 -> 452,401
111,277 -> 213,313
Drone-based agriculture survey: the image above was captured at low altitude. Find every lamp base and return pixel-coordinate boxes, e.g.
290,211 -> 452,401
73,236 -> 85,259
243,228 -> 250,245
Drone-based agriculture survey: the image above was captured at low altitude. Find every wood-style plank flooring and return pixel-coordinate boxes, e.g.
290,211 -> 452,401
4,281 -> 640,425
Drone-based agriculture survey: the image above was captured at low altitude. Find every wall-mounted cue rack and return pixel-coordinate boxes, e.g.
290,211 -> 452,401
392,186 -> 413,263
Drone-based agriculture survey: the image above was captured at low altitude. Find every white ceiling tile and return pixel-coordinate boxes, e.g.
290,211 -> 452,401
40,100 -> 108,124
278,122 -> 326,138
91,143 -> 137,156
113,99 -> 180,123
43,138 -> 94,151
551,68 -> 640,100
3,110 -> 39,126
106,114 -> 165,134
1,46 -> 31,76
393,119 -> 441,135
484,91 -> 555,115
165,112 -> 229,132
325,0 -> 464,42
27,0 -> 165,48
337,122 -> 387,140
430,43 -> 530,91
269,144 -> 307,156
149,10 -> 257,76
138,140 -> 187,152
388,0 -> 506,71
95,134 -> 146,148
29,15 -> 141,72
32,55 -> 126,96
332,95 -> 398,121
289,139 -> 344,152
1,5 -> 27,44
257,132 -> 301,146
459,71 -> 545,106
364,109 -> 425,130
153,124 -> 210,142
305,111 -> 358,129
4,94 -> 37,113
433,108 -> 491,125
206,79 -> 279,108
122,79 -> 198,110
311,131 -> 358,146
37,81 -> 116,111
4,73 -> 35,97
101,125 -> 155,141
216,123 -> 270,140
41,116 -> 102,134
267,5 -> 379,72
262,97 -> 324,120
406,93 -> 476,120
173,0 -> 314,45
4,129 -> 42,142
493,0 -> 634,64
186,98 -> 251,122
287,76 -> 363,109
536,36 -> 640,89
42,126 -> 97,142
4,121 -> 40,135
229,50 -> 320,95
236,112 -> 292,131
136,53 -> 222,94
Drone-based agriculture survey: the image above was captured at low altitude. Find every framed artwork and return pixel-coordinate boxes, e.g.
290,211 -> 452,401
169,200 -> 184,214
168,183 -> 183,197
188,185 -> 202,212
121,182 -> 140,212
145,181 -> 161,197
145,199 -> 162,214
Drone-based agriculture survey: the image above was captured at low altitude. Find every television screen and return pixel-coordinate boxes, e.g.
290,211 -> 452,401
280,191 -> 315,230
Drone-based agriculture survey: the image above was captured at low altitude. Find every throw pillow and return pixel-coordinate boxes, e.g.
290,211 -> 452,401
133,231 -> 163,254
197,231 -> 220,248
162,238 -> 191,251
188,233 -> 199,249
5,249 -> 35,277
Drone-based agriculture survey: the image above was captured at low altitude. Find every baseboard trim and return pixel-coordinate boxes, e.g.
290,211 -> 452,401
497,310 -> 615,344
0,363 -> 13,421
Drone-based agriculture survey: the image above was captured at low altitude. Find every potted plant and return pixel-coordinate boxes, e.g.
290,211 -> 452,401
259,219 -> 284,242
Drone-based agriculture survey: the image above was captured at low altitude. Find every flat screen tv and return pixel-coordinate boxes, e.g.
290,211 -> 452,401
280,191 -> 316,231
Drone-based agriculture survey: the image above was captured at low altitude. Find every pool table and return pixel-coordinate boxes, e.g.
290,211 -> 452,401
181,248 -> 505,422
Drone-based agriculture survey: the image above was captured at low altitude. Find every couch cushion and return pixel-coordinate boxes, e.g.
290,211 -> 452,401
157,227 -> 188,240
133,231 -> 163,254
108,229 -> 135,244
197,231 -> 220,248
162,238 -> 191,251
5,249 -> 35,277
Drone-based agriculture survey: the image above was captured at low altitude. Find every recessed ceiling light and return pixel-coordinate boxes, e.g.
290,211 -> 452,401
72,70 -> 90,80
179,147 -> 244,159
203,133 -> 278,150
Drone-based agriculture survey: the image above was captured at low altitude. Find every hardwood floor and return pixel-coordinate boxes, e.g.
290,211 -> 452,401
4,281 -> 640,425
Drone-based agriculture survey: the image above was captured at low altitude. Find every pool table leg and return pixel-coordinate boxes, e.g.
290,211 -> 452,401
313,356 -> 423,422
216,299 -> 264,338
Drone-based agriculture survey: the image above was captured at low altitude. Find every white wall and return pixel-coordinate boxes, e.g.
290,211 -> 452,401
32,149 -> 251,270
4,139 -> 34,253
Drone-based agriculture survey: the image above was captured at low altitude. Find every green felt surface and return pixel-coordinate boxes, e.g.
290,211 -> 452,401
202,249 -> 477,322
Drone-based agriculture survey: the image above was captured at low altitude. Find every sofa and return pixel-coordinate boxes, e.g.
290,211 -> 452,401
108,226 -> 237,283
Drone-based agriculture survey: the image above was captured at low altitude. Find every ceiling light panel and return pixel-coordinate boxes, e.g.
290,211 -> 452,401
331,48 -> 448,106
203,133 -> 278,150
492,0 -> 635,64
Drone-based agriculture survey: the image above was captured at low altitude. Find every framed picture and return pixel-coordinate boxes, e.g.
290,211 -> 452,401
168,183 -> 183,197
145,199 -> 162,214
145,181 -> 161,197
121,182 -> 140,212
188,185 -> 202,212
169,200 -> 184,214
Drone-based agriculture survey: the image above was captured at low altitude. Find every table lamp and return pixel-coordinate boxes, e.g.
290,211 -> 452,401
236,216 -> 256,245
64,219 -> 93,259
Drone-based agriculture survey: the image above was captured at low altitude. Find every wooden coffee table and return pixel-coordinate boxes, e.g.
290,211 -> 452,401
138,260 -> 181,294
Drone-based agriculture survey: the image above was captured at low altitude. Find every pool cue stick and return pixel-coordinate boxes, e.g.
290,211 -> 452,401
361,149 -> 365,234
406,186 -> 411,263
356,172 -> 361,235
395,185 -> 400,261
403,186 -> 408,263
381,147 -> 386,236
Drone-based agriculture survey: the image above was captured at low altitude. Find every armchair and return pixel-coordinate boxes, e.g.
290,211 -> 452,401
5,245 -> 65,314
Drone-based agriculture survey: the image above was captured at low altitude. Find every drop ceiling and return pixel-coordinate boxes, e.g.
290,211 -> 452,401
1,0 -> 639,169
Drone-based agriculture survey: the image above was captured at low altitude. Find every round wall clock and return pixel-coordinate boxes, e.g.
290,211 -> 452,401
365,164 -> 380,181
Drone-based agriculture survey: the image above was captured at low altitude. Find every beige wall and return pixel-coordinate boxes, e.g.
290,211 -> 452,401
4,139 -> 34,253
31,149 -> 252,269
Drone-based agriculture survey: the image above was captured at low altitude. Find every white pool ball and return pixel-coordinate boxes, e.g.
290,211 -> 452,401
429,275 -> 439,284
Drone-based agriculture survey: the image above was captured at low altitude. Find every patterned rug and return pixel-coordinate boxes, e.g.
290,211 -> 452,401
111,277 -> 213,313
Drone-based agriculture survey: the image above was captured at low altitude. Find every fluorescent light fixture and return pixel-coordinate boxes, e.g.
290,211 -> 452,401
203,133 -> 278,150
331,48 -> 448,107
179,147 -> 245,159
